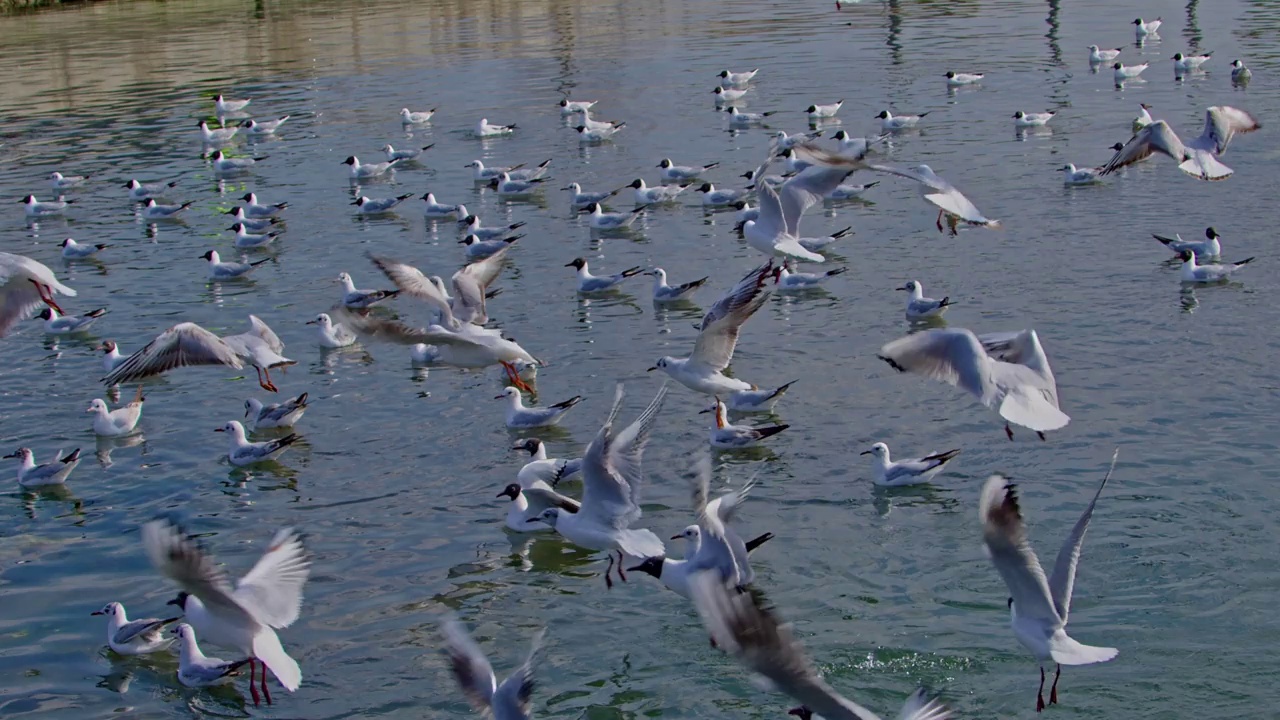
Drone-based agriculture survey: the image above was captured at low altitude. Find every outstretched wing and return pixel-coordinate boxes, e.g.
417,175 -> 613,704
1202,106 -> 1261,155
1047,449 -> 1118,623
1100,121 -> 1186,175
104,323 -> 244,385
689,261 -> 774,372
232,528 -> 310,629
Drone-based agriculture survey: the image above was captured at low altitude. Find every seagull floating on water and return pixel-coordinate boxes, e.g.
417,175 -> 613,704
216,420 -> 300,466
861,442 -> 960,486
399,107 -> 436,124
60,238 -> 108,259
475,118 -> 517,137
898,279 -> 953,319
1153,227 -> 1220,260
172,624 -> 251,688
91,602 -> 177,655
37,306 -> 105,334
876,109 -> 929,131
1013,111 -> 1055,128
21,194 -> 72,217
241,116 -> 290,135
645,268 -> 708,303
702,398 -> 789,449
245,392 -> 309,430
1179,251 -> 1253,283
4,446 -> 80,487
565,257 -> 643,293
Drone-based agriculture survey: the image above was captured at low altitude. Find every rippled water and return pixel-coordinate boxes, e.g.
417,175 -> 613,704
0,0 -> 1277,717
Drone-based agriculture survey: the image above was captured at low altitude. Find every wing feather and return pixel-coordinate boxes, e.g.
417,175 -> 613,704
1047,449 -> 1118,623
103,323 -> 243,385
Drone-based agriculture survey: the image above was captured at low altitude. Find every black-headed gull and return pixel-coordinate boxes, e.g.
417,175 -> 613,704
124,178 -> 178,201
461,213 -> 526,240
805,100 -> 843,119
701,398 -> 788,449
496,386 -> 580,428
216,420 -> 299,466
649,260 -> 773,396
979,453 -> 1119,712
464,159 -> 524,181
245,392 -> 309,430
241,115 -> 290,135
201,250 -> 270,280
725,106 -> 777,127
657,158 -> 719,182
37,306 -> 105,334
351,193 -> 414,214
860,442 -> 960,486
878,328 -> 1068,441
559,98 -> 596,113
712,85 -> 747,104
944,71 -> 984,85
1087,45 -> 1121,63
774,262 -> 847,290
512,438 -> 582,486
341,155 -> 398,179
475,117 -> 517,137
223,207 -> 278,231
897,279 -> 953,319
744,143 -> 868,261
1061,164 -> 1103,186
338,271 -> 400,309
140,198 -> 193,220
306,313 -> 358,348
681,455 -> 761,587
172,623 -> 250,687
1100,106 -> 1260,181
565,257 -> 643,293
143,520 -> 309,705
213,94 -> 250,114
497,478 -> 580,533
60,238 -> 109,259
1111,62 -> 1147,81
645,268 -> 708,302
197,120 -> 238,144
99,340 -> 125,373
1013,111 -> 1055,127
1153,227 -> 1220,260
1132,17 -> 1161,36
0,252 -> 76,335
91,602 -> 178,655
209,150 -> 267,174
421,192 -> 459,217
629,178 -> 689,204
21,194 -> 73,216
575,122 -> 625,142
527,383 -> 668,588
239,193 -> 288,218
461,233 -> 521,259
1231,60 -> 1252,83
1172,51 -> 1213,72
716,68 -> 758,86
561,182 -> 617,207
441,616 -> 544,720
876,109 -> 929,131
1179,251 -> 1253,283
687,571 -> 951,720
4,446 -> 80,487
696,182 -> 750,207
628,531 -> 774,599
102,322 -> 245,388
579,202 -> 643,230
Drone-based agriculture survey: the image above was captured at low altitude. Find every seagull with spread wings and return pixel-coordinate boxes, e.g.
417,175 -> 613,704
1101,106 -> 1260,181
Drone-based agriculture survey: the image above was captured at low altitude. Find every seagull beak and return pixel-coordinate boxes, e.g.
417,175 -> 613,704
645,366 -> 657,372
669,534 -> 683,540
697,407 -> 712,414
494,394 -> 506,400
526,517 -> 543,524
305,320 -> 318,325
90,610 -> 104,615
895,285 -> 909,291
213,427 -> 225,432
859,450 -> 873,456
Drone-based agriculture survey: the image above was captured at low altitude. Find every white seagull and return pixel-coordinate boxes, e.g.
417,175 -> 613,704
4,446 -> 80,487
338,271 -> 400,309
143,520 -> 309,706
1100,106 -> 1261,181
60,238 -> 109,259
475,118 -> 517,137
1180,251 -> 1253,283
1087,45 -> 1122,63
773,262 -> 847,290
306,313 -> 358,348
87,391 -> 144,437
867,163 -> 999,235
216,420 -> 299,466
172,623 -> 251,688
945,71 -> 984,85
341,155 -> 399,179
49,171 -> 89,190
898,279 -> 953,319
1153,227 -> 1220,260
400,107 -> 436,124
628,178 -> 688,204
702,398 -> 789,449
1061,163 -> 1103,186
579,202 -> 643,230
1013,111 -> 1055,127
860,442 -> 960,486
197,120 -> 238,144
102,323 -> 245,388
124,179 -> 178,201
209,150 -> 267,173
1112,62 -> 1148,81
37,306 -> 105,334
21,194 -> 73,217
381,143 -> 431,161
1172,51 -> 1212,72
879,328 -> 1068,441
213,94 -> 251,114
744,143 -> 870,262
565,257 -> 644,293
91,602 -> 178,655
141,198 -> 194,220
979,455 -> 1119,712
876,109 -> 929,131
657,158 -> 719,182
645,268 -> 708,302
441,616 -> 544,720
495,386 -> 581,428
245,392 -> 309,431
201,250 -> 270,280
241,116 -> 290,135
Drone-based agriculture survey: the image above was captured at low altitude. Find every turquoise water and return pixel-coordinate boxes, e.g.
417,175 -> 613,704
0,0 -> 1277,717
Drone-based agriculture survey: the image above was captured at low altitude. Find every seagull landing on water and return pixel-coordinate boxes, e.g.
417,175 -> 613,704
1100,106 -> 1261,181
645,268 -> 708,303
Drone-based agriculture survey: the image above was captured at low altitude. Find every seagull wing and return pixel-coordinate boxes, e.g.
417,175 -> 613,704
878,328 -> 994,405
492,628 -> 545,720
368,254 -> 455,326
577,384 -> 643,527
141,520 -> 257,628
246,315 -> 285,355
978,476 -> 1062,627
113,617 -> 173,645
232,528 -> 310,629
440,616 -> 497,711
1047,450 -> 1118,624
103,323 -> 244,385
1202,105 -> 1260,155
689,261 -> 774,372
451,245 -> 511,325
1100,121 -> 1186,175
0,253 -> 75,337
522,484 -> 582,513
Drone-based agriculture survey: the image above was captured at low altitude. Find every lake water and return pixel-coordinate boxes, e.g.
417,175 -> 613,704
0,0 -> 1277,717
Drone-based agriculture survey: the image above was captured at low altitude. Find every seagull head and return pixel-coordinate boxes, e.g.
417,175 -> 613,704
100,340 -> 116,353
671,525 -> 700,542
565,257 -> 587,271
627,178 -> 645,189
86,399 -> 107,414
496,483 -> 522,501
166,591 -> 190,610
1113,62 -> 1123,70
1206,227 -> 1220,240
341,156 -> 358,166
788,707 -> 814,720
875,110 -> 891,119
170,623 -> 195,641
512,438 -> 542,456
495,386 -> 520,401
306,313 -> 332,328
90,602 -> 121,617
3,447 -> 31,461
657,158 -> 673,169
626,556 -> 665,578
647,357 -> 671,372
860,442 -> 890,458
896,281 -> 918,292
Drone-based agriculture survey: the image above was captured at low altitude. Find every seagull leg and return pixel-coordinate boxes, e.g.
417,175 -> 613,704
616,550 -> 628,582
259,367 -> 279,393
948,215 -> 959,236
1049,664 -> 1060,705
260,663 -> 272,705
935,209 -> 945,232
1037,431 -> 1047,441
29,280 -> 65,314
248,659 -> 260,705
501,361 -> 535,394
1036,666 -> 1046,712
1005,423 -> 1015,442
604,552 -> 615,589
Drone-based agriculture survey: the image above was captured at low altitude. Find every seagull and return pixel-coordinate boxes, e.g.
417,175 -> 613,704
87,390 -> 144,437
37,306 -> 105,334
496,386 -> 581,428
172,624 -> 251,688
1112,62 -> 1148,81
498,478 -> 581,533
102,322 -> 245,388
141,198 -> 193,220
341,155 -> 399,179
562,182 -> 618,207
461,233 -> 521,260
352,193 -> 414,214
898,280 -> 953,320
1100,106 -> 1261,181
245,392 -> 309,431
99,340 -> 125,373
805,100 -> 843,119
422,192 -> 460,217
371,248 -> 511,327
878,328 -> 1068,441
712,85 -> 748,104
201,250 -> 270,280
1061,164 -> 1103,186
224,207 -> 278,232
658,158 -> 720,182
209,150 -> 267,173
867,163 -> 999,235
143,520 -> 309,706
491,172 -> 545,195
1132,17 -> 1162,36
697,182 -> 751,207
701,398 -> 789,449
512,438 -> 582,487
0,252 -> 75,336
945,71 -> 984,85
213,94 -> 251,114
306,313 -> 358,348
772,129 -> 823,149
1172,51 -> 1212,71
576,122 -> 626,142
687,570 -> 951,720
475,118 -> 517,137
216,420 -> 300,466
628,531 -> 775,599
4,446 -> 80,487
400,107 -> 436,124
221,315 -> 296,392
876,109 -> 929,131
725,106 -> 778,127
717,68 -> 759,86
441,616 -> 544,720
338,271 -> 400,309
565,257 -> 643,293
579,202 -> 643,229
55,234 -> 98,264
979,454 -> 1119,712
527,384 -> 668,588
1087,45 -> 1122,63
91,602 -> 178,655
461,213 -> 527,240
645,268 -> 708,302
860,442 -> 960,487
675,455 -> 762,589
124,179 -> 178,201
1013,111 -> 1055,127
628,178 -> 689,204
649,260 -> 773,396
1231,60 -> 1252,83
725,381 -> 796,413
197,120 -> 238,144
241,116 -> 290,135
380,143 -> 432,161
239,193 -> 288,218
773,262 -> 847,290
559,98 -> 597,113
831,130 -> 889,158
21,194 -> 73,217
49,171 -> 89,190
464,159 -> 527,181
1153,227 -> 1221,260
1180,251 -> 1254,283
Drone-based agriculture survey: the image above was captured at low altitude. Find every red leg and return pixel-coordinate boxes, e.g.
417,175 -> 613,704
948,216 -> 959,236
616,550 -> 628,582
935,209 -> 945,232
501,361 -> 534,393
1036,666 -> 1046,712
1005,423 -> 1015,441
260,367 -> 279,393
1049,664 -> 1060,705
30,280 -> 65,314
604,552 -> 615,589
261,662 -> 272,705
248,659 -> 260,706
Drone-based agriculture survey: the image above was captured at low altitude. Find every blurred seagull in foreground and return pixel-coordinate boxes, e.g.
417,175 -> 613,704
0,252 -> 75,335
441,616 -> 544,720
